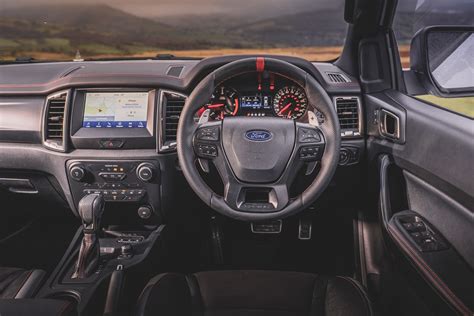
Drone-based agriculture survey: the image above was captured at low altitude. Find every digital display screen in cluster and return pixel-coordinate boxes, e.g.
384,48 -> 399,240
240,95 -> 272,110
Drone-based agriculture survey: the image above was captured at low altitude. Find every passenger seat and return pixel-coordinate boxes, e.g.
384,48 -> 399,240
0,267 -> 46,299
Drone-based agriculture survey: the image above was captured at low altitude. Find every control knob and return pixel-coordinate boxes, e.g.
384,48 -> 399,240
137,205 -> 153,219
136,163 -> 155,182
70,165 -> 86,182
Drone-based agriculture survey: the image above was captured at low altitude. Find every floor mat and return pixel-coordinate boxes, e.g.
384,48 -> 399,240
222,208 -> 355,275
155,207 -> 356,277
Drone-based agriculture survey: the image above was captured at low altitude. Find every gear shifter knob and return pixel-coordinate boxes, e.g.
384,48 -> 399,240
78,193 -> 104,232
72,193 -> 105,279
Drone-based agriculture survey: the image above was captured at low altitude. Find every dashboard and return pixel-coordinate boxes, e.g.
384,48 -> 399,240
0,55 -> 364,220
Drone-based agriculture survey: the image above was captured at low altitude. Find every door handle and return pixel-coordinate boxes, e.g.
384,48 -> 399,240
379,109 -> 400,140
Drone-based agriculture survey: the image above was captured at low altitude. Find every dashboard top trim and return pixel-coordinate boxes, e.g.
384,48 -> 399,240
0,56 -> 360,96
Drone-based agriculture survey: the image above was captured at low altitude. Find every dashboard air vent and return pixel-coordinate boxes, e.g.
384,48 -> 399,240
44,91 -> 68,151
166,66 -> 184,77
160,91 -> 187,151
334,97 -> 361,137
326,72 -> 350,83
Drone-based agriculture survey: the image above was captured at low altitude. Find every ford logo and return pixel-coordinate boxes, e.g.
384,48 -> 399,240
245,130 -> 273,142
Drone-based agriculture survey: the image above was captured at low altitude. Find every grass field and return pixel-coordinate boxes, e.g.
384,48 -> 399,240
3,46 -> 344,63
3,44 -> 411,67
415,95 -> 474,118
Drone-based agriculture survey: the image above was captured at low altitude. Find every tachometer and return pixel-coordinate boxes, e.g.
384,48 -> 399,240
273,86 -> 308,119
204,86 -> 239,120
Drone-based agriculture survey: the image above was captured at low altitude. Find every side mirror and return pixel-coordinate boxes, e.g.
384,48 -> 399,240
410,26 -> 474,97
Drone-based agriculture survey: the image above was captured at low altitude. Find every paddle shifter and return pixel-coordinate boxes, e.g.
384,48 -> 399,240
72,193 -> 105,279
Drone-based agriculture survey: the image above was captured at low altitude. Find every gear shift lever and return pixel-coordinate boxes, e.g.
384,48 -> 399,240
72,194 -> 105,279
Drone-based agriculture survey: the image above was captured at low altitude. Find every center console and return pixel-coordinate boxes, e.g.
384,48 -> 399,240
67,160 -> 160,219
37,87 -> 170,314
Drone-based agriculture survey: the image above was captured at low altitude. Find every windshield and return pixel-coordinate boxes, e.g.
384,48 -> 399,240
0,0 -> 347,62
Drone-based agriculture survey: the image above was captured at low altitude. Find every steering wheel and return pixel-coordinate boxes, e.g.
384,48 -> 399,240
177,57 -> 340,221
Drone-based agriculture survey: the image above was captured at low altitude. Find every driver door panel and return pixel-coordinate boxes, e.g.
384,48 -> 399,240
364,90 -> 474,315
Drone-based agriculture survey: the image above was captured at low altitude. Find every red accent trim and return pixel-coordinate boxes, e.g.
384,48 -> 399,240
207,103 -> 224,109
256,57 -> 265,72
232,98 -> 239,116
197,107 -> 206,117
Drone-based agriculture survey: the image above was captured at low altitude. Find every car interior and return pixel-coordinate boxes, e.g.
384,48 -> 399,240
0,0 -> 473,315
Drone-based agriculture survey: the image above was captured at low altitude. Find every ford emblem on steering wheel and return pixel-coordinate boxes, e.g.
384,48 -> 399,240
245,130 -> 273,142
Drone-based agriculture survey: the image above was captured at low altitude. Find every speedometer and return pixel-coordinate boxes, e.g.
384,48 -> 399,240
273,86 -> 308,119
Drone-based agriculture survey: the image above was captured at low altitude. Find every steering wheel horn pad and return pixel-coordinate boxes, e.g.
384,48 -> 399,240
222,117 -> 295,183
177,57 -> 340,221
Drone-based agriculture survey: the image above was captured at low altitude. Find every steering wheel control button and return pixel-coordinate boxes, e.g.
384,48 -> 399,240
196,127 -> 219,141
70,166 -> 86,181
196,143 -> 218,158
137,163 -> 155,182
298,128 -> 321,143
299,145 -> 321,161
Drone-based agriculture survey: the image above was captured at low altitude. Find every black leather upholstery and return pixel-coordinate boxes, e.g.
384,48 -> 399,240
136,270 -> 374,316
0,267 -> 45,299
0,299 -> 77,316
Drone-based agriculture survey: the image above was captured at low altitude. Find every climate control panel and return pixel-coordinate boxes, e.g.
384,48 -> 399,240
66,160 -> 160,209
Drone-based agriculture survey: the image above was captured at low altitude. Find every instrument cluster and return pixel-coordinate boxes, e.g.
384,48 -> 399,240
198,72 -> 310,121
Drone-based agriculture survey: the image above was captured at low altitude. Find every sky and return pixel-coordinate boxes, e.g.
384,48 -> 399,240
0,0 -> 343,17
0,0 -> 472,18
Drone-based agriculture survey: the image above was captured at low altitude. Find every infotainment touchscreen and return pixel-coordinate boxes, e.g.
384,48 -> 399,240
82,92 -> 149,128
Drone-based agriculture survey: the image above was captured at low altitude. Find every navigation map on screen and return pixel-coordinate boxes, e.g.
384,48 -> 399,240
83,92 -> 149,128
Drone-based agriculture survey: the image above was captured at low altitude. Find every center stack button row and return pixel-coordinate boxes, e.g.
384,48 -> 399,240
99,172 -> 126,181
82,188 -> 146,201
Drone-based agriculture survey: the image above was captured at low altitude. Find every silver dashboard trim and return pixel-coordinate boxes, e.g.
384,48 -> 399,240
42,90 -> 70,152
333,96 -> 363,138
157,89 -> 188,153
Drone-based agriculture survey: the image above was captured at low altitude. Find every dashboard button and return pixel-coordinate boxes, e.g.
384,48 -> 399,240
339,149 -> 350,165
99,172 -> 126,182
99,139 -> 124,149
